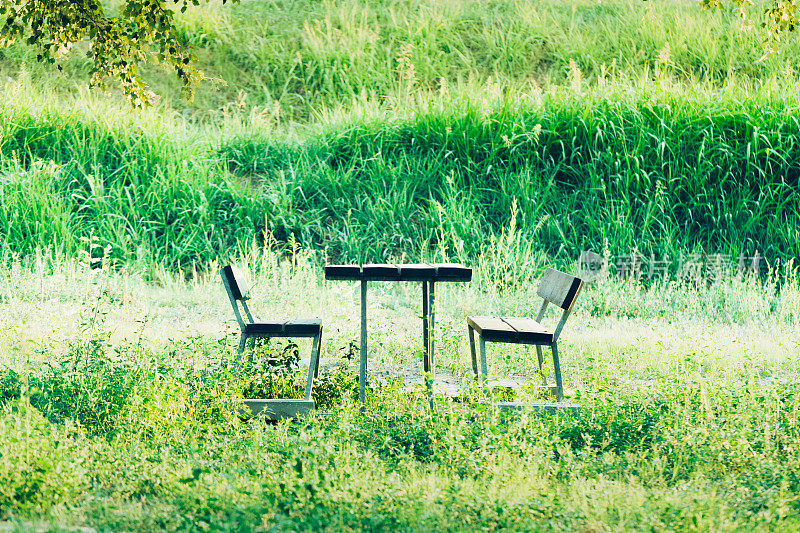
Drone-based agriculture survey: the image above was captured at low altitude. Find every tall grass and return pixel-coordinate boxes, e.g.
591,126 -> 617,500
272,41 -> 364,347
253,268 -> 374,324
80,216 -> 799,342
0,0 -> 799,269
0,80 -> 263,267
1,77 -> 799,268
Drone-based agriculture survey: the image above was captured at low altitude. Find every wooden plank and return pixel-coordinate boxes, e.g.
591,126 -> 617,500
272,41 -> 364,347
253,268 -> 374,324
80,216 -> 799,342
422,281 -> 429,372
429,281 -> 435,371
305,334 -> 320,400
536,268 -> 583,310
241,399 -> 315,420
283,319 -> 322,336
499,317 -> 553,343
243,321 -> 284,335
552,342 -> 564,401
361,264 -> 401,280
479,337 -> 488,386
398,263 -> 436,281
433,263 -> 472,281
222,265 -> 250,300
360,280 -> 367,409
467,316 -> 518,342
325,265 -> 362,280
469,326 -> 478,380
325,263 -> 472,282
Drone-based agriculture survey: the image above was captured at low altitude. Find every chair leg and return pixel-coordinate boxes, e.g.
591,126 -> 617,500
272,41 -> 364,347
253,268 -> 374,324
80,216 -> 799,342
237,333 -> 248,358
479,337 -> 488,387
536,345 -> 547,386
305,333 -> 321,401
551,342 -> 564,402
314,327 -> 323,379
469,326 -> 478,382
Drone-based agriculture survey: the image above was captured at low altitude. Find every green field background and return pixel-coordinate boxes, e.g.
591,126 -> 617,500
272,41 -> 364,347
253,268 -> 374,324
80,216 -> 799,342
1,0 -> 799,269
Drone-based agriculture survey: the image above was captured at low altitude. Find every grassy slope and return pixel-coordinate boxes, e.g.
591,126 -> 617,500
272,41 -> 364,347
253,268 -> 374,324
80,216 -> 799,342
1,0 -> 800,268
2,1 -> 800,268
1,0 -> 795,119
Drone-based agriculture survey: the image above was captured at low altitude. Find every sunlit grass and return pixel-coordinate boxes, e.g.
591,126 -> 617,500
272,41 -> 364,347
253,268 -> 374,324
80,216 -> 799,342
2,76 -> 800,268
1,244 -> 797,383
1,248 -> 799,530
2,1 -> 800,526
5,0 -> 800,120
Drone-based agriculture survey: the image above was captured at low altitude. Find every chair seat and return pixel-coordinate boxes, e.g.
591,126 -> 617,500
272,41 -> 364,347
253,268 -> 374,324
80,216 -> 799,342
467,316 -> 554,344
244,318 -> 322,336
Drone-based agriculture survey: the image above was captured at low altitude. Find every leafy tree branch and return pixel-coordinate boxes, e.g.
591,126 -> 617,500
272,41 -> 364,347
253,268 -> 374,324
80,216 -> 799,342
0,0 -> 237,106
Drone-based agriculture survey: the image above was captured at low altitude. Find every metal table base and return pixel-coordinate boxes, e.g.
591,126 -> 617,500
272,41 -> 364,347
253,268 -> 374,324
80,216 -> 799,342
326,263 -> 472,410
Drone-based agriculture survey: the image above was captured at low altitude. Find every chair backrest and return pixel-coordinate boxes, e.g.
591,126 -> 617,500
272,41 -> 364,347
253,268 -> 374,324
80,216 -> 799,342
221,265 -> 254,329
221,265 -> 251,301
537,268 -> 583,311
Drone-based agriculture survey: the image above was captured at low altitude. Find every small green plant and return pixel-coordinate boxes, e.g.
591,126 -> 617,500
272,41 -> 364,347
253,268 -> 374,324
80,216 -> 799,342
237,339 -> 302,400
353,413 -> 443,464
0,368 -> 20,405
26,341 -> 141,438
311,364 -> 361,410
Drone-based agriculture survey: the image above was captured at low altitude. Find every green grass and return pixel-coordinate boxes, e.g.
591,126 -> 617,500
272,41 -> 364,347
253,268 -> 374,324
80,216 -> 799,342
2,0 -> 800,268
3,0 -> 799,120
0,250 -> 799,531
2,2 -> 800,529
2,78 -> 800,269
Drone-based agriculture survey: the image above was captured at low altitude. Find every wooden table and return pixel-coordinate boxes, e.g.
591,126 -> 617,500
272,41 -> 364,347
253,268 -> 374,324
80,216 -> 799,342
325,263 -> 472,408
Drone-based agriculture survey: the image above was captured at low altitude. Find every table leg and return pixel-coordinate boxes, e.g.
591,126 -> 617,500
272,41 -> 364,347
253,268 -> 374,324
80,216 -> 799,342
422,281 -> 429,373
429,281 -> 435,371
426,281 -> 436,411
360,279 -> 367,409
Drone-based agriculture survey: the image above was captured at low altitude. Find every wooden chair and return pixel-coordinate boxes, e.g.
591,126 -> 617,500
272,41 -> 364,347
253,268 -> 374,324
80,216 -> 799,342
221,265 -> 322,418
467,268 -> 583,402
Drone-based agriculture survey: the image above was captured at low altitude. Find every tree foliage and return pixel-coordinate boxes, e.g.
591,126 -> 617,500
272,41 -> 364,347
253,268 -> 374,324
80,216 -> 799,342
702,0 -> 800,47
0,0 -> 236,106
